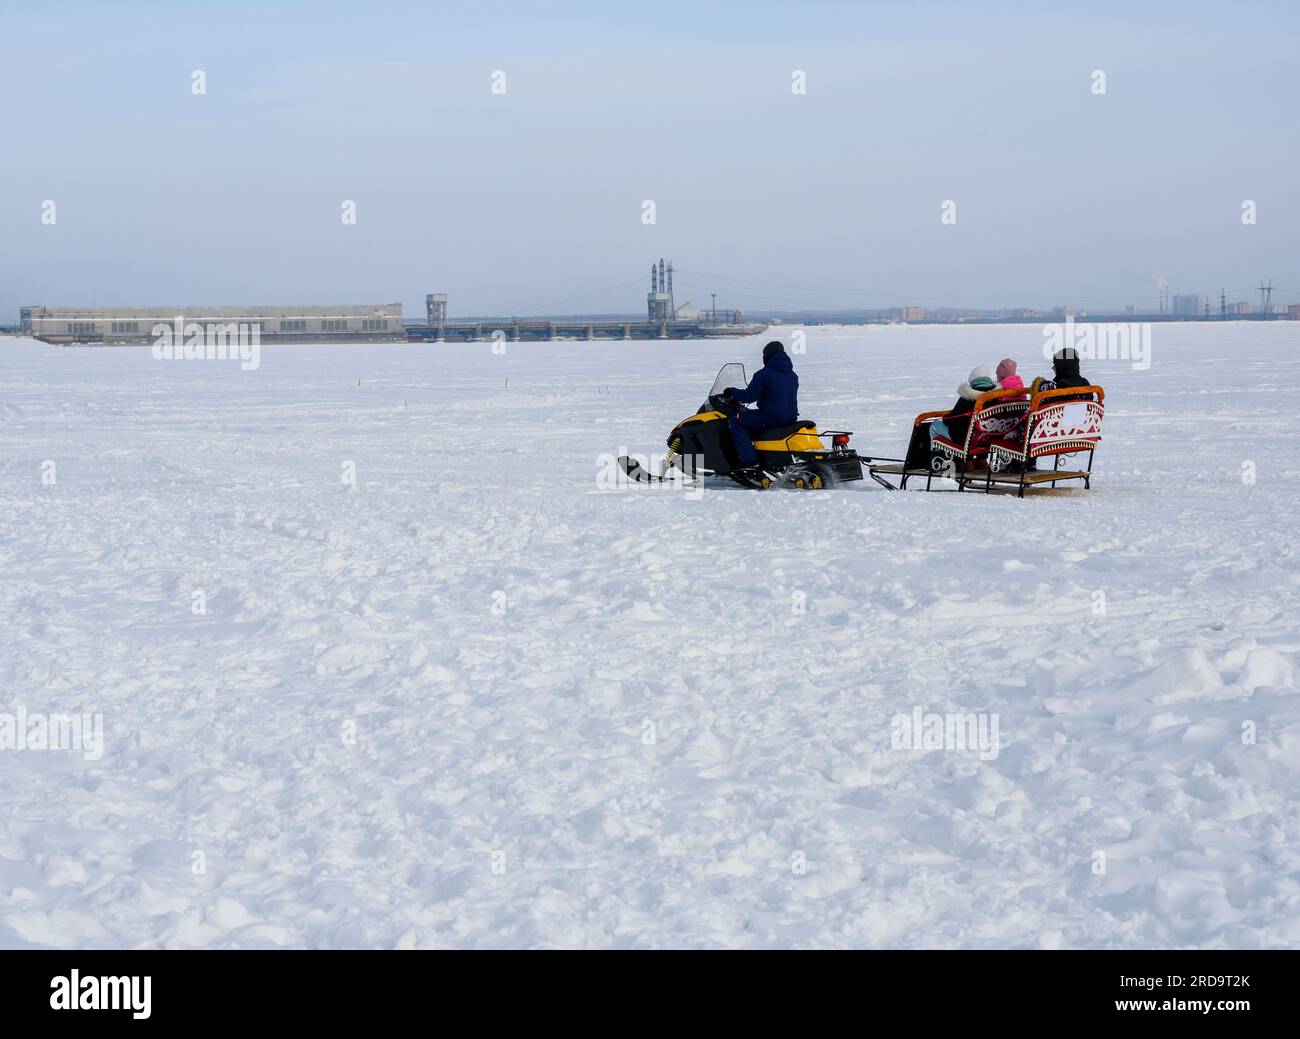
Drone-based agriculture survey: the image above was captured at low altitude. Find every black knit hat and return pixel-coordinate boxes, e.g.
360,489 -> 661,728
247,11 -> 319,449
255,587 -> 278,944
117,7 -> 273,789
1053,347 -> 1082,378
762,340 -> 785,362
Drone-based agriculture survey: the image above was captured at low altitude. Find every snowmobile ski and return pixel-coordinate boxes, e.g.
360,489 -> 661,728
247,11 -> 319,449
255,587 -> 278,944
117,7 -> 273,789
617,455 -> 699,485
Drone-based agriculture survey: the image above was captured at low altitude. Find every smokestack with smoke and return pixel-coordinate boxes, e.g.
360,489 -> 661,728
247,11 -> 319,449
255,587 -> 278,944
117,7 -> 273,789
1153,272 -> 1169,313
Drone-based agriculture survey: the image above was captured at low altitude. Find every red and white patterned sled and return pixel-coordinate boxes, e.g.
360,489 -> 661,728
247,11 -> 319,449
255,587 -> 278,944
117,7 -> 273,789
867,385 -> 1105,496
986,386 -> 1105,495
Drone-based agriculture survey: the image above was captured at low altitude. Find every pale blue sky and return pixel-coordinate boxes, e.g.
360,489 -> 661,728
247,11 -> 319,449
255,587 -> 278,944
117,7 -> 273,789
2,0 -> 1296,318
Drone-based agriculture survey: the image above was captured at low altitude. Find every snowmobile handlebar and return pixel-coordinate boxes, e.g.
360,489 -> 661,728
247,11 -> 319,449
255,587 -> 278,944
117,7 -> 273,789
707,391 -> 740,415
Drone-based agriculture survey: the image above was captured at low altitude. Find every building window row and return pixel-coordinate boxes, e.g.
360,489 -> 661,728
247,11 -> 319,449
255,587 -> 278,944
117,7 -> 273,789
57,316 -> 390,335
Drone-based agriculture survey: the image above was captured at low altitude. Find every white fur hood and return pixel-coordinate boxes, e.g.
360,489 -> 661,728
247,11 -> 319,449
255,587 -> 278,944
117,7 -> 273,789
957,380 -> 1000,401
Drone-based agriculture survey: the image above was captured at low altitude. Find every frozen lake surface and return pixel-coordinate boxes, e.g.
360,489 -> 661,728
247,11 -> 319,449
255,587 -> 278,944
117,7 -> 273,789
1,321 -> 1298,948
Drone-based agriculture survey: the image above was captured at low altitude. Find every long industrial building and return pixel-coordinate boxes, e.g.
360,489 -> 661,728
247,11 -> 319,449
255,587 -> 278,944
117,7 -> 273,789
21,304 -> 404,343
405,261 -> 767,342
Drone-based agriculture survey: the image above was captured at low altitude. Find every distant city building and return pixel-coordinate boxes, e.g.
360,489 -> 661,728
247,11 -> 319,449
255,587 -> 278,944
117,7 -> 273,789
1053,306 -> 1077,318
887,306 -> 925,321
1012,308 -> 1040,319
21,304 -> 403,343
1289,304 -> 1300,320
1231,302 -> 1253,316
1172,293 -> 1205,317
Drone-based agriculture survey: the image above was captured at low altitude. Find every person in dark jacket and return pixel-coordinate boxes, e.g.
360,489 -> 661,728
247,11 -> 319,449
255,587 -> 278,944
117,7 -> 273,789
725,341 -> 799,465
1016,347 -> 1095,469
1031,347 -> 1091,400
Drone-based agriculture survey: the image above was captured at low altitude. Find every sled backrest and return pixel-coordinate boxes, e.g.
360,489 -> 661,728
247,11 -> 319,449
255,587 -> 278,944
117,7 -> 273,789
966,387 -> 1033,455
914,386 -> 1031,460
1024,386 -> 1105,457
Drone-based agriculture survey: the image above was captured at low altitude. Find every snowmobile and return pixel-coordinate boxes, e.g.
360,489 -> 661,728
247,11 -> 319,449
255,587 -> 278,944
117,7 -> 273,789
617,363 -> 866,490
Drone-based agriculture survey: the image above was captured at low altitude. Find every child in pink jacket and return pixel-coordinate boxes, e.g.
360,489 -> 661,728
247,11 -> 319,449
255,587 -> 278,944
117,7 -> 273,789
997,358 -> 1026,399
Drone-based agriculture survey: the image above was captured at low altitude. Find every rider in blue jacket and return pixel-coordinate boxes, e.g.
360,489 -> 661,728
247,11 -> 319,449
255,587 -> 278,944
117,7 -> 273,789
726,341 -> 799,465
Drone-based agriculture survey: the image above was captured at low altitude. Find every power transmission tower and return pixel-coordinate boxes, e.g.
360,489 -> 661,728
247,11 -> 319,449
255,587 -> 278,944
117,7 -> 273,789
1258,280 -> 1274,319
1220,288 -> 1226,320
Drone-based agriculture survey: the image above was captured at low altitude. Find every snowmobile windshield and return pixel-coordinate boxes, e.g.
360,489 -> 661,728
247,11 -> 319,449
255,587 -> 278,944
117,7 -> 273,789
708,363 -> 746,399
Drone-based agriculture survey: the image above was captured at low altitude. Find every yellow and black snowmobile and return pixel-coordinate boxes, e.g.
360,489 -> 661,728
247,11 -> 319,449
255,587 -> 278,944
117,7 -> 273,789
617,363 -> 866,490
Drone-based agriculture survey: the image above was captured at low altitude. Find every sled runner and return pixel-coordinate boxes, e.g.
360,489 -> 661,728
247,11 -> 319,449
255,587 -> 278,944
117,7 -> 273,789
617,363 -> 865,490
868,385 -> 1105,497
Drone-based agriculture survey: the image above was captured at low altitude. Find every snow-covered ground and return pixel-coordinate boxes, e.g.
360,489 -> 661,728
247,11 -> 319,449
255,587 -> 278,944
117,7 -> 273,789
1,322 -> 1298,949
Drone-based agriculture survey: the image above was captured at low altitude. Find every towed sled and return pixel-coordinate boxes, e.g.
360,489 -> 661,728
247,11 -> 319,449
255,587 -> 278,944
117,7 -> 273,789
618,363 -> 866,490
866,384 -> 1106,497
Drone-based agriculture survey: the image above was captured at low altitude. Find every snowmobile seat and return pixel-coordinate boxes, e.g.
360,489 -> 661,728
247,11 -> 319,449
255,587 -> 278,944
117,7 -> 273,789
756,420 -> 816,439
